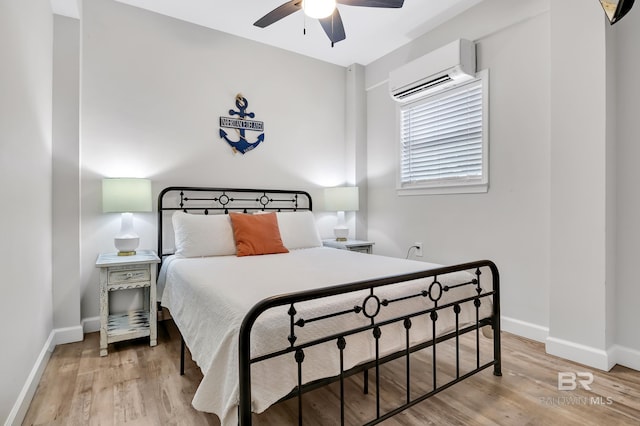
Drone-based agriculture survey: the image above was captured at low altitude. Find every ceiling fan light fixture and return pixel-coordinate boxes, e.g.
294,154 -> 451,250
302,0 -> 337,19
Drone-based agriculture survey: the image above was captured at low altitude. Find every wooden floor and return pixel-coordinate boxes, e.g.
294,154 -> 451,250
23,320 -> 640,425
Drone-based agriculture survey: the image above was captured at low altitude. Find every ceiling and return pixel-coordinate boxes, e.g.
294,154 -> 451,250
52,0 -> 483,66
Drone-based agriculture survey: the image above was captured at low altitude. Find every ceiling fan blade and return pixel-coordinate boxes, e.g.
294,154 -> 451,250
337,0 -> 404,7
318,8 -> 346,45
254,1 -> 302,28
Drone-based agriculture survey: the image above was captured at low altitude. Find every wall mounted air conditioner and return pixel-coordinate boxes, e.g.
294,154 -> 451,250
389,39 -> 476,103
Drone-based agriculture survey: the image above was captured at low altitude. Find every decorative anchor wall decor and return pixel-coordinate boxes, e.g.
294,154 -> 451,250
219,94 -> 265,154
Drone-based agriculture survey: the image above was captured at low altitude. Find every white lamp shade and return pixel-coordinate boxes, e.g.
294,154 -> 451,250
102,178 -> 152,213
302,0 -> 336,19
324,186 -> 359,212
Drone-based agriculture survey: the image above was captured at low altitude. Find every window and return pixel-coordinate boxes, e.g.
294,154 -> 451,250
397,69 -> 489,195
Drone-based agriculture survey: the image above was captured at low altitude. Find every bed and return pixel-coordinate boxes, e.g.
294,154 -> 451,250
157,187 -> 501,426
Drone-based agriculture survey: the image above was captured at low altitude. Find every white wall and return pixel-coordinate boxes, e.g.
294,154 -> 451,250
79,0 -> 348,320
365,0 -> 638,371
52,15 -> 82,336
0,0 -> 54,423
547,0 -> 612,368
365,0 -> 551,341
38,0 -> 637,400
345,63 -> 369,240
614,5 -> 640,365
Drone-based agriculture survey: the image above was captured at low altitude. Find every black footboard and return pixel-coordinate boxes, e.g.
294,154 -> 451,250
238,260 -> 501,425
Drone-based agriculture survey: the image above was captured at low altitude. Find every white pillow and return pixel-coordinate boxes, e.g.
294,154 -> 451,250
275,211 -> 322,250
172,211 -> 236,257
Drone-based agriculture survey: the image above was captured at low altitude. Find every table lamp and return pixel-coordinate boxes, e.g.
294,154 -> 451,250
102,178 -> 152,256
324,186 -> 359,241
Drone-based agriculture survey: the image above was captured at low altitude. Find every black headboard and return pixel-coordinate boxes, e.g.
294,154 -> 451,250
157,187 -> 313,259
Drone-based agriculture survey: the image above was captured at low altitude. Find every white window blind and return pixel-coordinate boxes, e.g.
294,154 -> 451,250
398,73 -> 488,194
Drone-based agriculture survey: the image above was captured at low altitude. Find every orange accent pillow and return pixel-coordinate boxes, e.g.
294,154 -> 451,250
229,212 -> 289,257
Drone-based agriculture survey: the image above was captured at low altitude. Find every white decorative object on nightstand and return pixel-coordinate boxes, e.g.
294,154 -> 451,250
322,239 -> 374,254
95,250 -> 160,356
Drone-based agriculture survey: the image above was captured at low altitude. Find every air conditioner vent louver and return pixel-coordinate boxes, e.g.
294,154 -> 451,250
393,75 -> 453,100
389,39 -> 476,103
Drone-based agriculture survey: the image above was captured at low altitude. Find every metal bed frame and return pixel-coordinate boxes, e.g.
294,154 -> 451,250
157,186 -> 501,426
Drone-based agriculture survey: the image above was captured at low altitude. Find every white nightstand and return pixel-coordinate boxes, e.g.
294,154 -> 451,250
322,239 -> 375,254
95,250 -> 161,356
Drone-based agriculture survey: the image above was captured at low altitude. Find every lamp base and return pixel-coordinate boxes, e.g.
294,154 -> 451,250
114,235 -> 139,256
333,226 -> 349,242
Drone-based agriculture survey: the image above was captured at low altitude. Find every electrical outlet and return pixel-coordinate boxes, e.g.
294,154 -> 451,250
414,242 -> 423,257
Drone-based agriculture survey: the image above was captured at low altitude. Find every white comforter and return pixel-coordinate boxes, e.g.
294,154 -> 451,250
160,247 -> 492,426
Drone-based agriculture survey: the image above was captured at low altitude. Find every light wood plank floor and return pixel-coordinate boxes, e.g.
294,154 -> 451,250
23,320 -> 640,425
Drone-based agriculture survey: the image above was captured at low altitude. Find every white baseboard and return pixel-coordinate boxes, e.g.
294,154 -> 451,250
53,325 -> 84,345
501,317 -> 639,372
81,316 -> 100,334
4,331 -> 55,426
501,315 -> 548,343
546,336 -> 615,371
610,344 -> 640,371
4,323 -> 85,426
501,319 -> 640,372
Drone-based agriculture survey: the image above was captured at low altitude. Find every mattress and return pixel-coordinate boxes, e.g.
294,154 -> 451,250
160,247 -> 492,426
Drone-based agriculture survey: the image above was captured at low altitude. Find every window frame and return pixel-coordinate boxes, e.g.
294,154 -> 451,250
396,69 -> 489,196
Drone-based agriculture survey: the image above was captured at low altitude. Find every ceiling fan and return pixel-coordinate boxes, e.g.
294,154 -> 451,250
254,0 -> 405,47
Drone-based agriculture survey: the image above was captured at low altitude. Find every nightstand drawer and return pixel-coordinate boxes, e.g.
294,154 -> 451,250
108,268 -> 150,284
349,246 -> 372,254
322,239 -> 374,254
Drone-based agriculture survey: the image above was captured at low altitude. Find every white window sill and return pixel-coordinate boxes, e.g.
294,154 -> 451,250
397,182 -> 488,196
